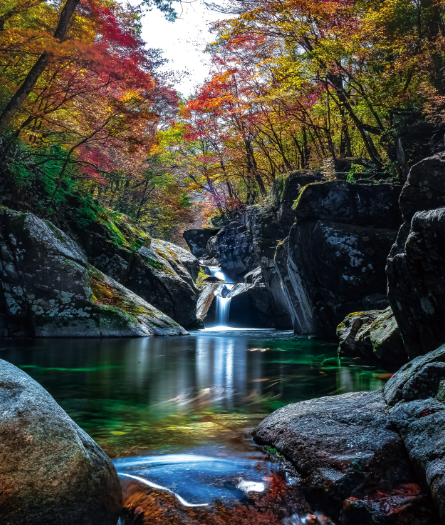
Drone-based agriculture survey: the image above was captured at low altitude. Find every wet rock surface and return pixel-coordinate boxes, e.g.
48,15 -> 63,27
387,153 -> 445,358
388,207 -> 445,358
206,221 -> 258,281
337,307 -> 406,363
0,359 -> 122,525
384,345 -> 445,522
254,390 -> 436,524
0,207 -> 187,337
287,218 -> 396,337
280,181 -> 401,336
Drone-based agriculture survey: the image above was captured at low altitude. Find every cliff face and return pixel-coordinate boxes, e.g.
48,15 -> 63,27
189,173 -> 402,334
284,181 -> 401,336
386,153 -> 445,359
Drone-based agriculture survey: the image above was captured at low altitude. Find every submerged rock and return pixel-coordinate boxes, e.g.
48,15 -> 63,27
0,207 -> 187,337
254,390 -> 435,524
337,307 -> 406,363
0,359 -> 122,525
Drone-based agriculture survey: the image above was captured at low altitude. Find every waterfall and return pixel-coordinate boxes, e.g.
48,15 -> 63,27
208,266 -> 234,327
208,266 -> 233,283
216,296 -> 232,326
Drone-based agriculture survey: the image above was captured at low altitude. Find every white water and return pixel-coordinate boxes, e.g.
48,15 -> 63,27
216,296 -> 232,326
208,266 -> 234,329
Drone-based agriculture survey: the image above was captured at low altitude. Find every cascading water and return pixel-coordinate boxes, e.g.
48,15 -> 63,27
208,266 -> 234,328
216,295 -> 232,326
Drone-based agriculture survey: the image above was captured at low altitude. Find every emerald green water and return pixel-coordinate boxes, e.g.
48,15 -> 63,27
1,330 -> 392,458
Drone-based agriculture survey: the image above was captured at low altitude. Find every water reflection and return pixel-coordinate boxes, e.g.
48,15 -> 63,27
1,330 -> 393,456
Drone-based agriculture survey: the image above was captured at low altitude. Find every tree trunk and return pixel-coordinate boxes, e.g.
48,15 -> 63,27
0,0 -> 81,135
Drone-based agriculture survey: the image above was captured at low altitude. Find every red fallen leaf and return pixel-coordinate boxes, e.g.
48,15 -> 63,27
421,408 -> 434,417
374,373 -> 394,380
383,325 -> 387,328
348,497 -> 359,500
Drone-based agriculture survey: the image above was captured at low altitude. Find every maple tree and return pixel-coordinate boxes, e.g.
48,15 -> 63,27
2,0 -> 445,231
0,0 -> 197,241
173,0 -> 445,216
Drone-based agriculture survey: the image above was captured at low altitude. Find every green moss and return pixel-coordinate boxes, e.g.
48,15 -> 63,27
292,181 -> 326,210
45,220 -> 66,243
98,210 -> 150,251
143,255 -> 174,275
195,268 -> 209,290
265,446 -> 283,457
88,265 -> 159,321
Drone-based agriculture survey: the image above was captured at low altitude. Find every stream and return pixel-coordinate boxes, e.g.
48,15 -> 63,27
1,330 -> 394,523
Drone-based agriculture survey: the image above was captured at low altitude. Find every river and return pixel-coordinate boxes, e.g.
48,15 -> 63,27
1,330 -> 393,524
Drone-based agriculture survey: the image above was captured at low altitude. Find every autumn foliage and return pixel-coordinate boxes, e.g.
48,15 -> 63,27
176,0 -> 445,211
1,0 -> 445,230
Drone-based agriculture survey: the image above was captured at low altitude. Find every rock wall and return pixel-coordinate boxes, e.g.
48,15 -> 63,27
0,207 -> 187,337
387,153 -> 445,358
183,227 -> 220,258
188,173 -> 403,334
206,221 -> 258,281
284,181 -> 402,336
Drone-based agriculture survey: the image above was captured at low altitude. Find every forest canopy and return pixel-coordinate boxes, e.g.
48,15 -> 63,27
1,0 -> 445,237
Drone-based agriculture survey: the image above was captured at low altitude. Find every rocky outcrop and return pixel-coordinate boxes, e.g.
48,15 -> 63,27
271,171 -> 324,229
183,227 -> 220,257
206,221 -> 258,281
384,344 -> 445,522
254,390 -> 435,525
337,307 -> 406,363
283,181 -> 401,336
0,207 -> 187,337
196,282 -> 219,323
387,153 -> 445,359
0,359 -> 122,525
75,219 -> 201,329
254,343 -> 445,523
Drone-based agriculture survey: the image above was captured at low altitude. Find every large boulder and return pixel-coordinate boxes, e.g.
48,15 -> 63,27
183,227 -> 220,258
0,207 -> 187,337
384,345 -> 445,522
337,307 -> 406,363
387,153 -> 445,358
0,359 -> 122,524
282,181 -> 401,336
254,390 -> 435,524
74,218 -> 201,329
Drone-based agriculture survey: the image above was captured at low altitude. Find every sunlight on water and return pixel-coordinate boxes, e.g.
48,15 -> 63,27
2,332 -> 395,524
